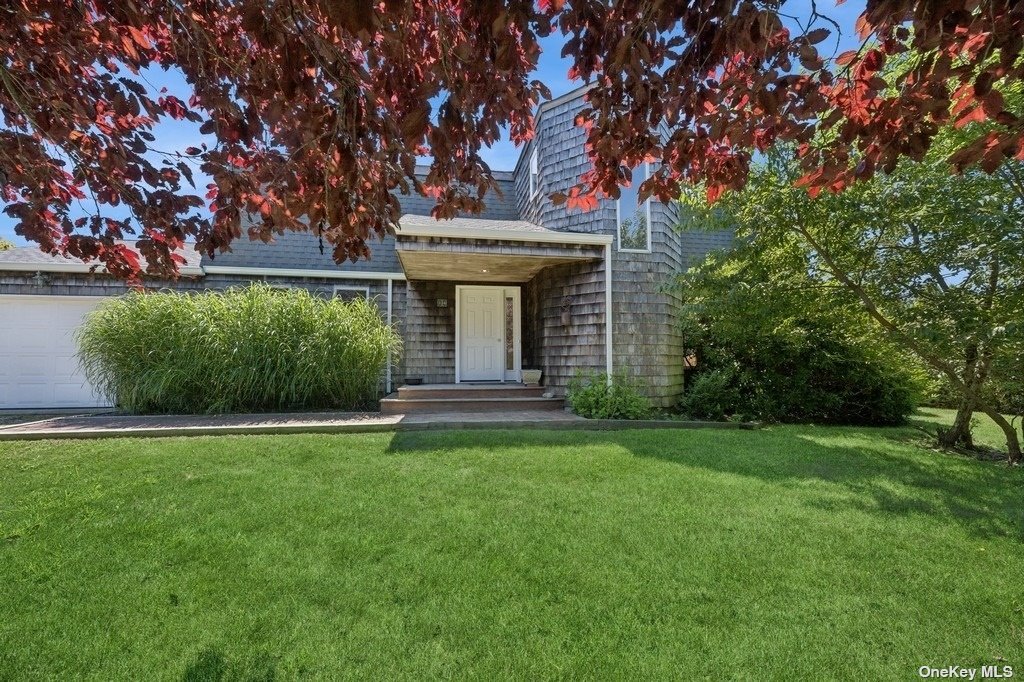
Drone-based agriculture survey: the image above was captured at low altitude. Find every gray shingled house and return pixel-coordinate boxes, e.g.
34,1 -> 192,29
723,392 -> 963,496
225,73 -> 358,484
0,85 -> 731,411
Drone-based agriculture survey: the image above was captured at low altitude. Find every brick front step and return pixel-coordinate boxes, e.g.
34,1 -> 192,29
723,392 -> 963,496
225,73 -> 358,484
397,384 -> 547,400
380,395 -> 564,414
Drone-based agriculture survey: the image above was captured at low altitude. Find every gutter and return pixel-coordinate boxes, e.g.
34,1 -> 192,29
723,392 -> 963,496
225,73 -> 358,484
202,266 -> 406,281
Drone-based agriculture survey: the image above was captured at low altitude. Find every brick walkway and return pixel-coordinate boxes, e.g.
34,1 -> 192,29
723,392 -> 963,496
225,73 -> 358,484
0,408 -> 758,441
0,409 -> 587,440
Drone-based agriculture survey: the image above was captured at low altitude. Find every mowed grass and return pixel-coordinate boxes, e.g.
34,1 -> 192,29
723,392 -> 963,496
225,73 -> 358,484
914,406 -> 1021,452
1,419 -> 1023,679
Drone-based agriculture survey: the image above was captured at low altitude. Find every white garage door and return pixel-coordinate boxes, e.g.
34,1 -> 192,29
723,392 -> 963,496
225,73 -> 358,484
0,296 -> 110,409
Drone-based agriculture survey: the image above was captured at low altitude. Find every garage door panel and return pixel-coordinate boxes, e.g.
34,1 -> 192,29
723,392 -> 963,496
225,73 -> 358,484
0,296 -> 110,409
11,382 -> 54,407
13,354 -> 54,378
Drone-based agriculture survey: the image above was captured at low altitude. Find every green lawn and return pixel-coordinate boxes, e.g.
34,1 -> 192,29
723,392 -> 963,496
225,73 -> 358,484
914,406 -> 1020,452
2,416 -> 1023,679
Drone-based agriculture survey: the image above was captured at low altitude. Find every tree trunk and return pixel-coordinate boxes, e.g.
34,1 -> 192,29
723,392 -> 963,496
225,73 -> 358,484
938,351 -> 980,450
939,398 -> 975,449
978,403 -> 1023,464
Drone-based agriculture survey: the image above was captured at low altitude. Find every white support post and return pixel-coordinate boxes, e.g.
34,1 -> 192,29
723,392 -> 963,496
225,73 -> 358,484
604,242 -> 613,385
386,277 -> 393,394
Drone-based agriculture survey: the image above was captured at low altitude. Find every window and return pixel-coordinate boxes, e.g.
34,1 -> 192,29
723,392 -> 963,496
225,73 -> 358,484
504,295 -> 515,371
332,285 -> 370,302
529,148 -> 540,199
617,163 -> 652,252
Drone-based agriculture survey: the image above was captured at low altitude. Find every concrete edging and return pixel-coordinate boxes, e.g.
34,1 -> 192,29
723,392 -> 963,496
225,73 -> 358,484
0,416 -> 759,441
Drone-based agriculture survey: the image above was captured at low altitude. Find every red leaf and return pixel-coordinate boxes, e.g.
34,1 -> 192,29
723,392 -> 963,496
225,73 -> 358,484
804,28 -> 830,45
860,49 -> 884,75
855,14 -> 872,40
128,26 -> 152,50
955,106 -> 987,128
836,50 -> 858,67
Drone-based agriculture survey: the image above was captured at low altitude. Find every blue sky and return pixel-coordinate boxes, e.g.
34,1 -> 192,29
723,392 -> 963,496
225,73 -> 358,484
1,1 -> 865,246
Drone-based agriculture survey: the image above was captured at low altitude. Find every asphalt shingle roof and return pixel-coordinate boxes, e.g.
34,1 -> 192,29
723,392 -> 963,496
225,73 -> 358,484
0,242 -> 203,271
398,214 -> 554,234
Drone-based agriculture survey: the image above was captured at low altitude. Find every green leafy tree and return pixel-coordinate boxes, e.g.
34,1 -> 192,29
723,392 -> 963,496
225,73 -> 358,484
0,238 -> 13,251
682,144 -> 1024,461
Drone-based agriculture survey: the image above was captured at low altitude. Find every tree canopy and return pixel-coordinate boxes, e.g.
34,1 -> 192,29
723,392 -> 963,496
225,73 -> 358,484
680,136 -> 1024,459
2,1 -> 1023,278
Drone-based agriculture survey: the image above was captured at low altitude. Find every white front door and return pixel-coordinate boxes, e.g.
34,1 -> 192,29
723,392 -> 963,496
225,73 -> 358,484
457,286 -> 520,382
458,287 -> 504,381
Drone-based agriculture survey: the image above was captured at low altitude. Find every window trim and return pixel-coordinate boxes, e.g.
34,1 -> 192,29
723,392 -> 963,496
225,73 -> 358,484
529,148 -> 540,199
332,284 -> 371,301
616,163 -> 653,253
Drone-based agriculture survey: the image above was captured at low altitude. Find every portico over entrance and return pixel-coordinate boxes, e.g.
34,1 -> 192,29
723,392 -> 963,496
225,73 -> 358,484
394,215 -> 613,391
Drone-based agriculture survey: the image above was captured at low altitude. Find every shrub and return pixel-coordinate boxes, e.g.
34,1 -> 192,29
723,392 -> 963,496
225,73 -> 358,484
679,317 -> 921,425
566,372 -> 653,420
678,367 -> 742,422
675,241 -> 924,426
77,284 -> 402,414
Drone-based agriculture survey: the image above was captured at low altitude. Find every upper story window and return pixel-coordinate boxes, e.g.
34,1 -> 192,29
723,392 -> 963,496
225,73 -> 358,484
529,148 -> 540,199
617,163 -> 652,252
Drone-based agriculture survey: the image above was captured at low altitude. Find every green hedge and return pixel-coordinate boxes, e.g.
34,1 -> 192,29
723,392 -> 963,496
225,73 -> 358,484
679,319 -> 921,426
77,284 -> 402,414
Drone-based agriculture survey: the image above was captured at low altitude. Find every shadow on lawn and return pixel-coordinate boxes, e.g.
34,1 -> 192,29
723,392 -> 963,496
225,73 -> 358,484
385,427 -> 1024,543
181,647 -> 278,681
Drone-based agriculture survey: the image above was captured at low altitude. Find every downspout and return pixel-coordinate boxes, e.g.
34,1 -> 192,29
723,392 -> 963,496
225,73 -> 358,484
604,242 -> 613,384
386,277 -> 393,394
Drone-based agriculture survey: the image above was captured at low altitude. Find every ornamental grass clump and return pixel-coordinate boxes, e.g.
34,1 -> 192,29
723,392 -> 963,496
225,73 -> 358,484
77,284 -> 401,414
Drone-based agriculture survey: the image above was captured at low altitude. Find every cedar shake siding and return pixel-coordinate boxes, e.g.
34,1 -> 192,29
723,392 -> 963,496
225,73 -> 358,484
523,259 -> 608,391
402,280 -> 457,385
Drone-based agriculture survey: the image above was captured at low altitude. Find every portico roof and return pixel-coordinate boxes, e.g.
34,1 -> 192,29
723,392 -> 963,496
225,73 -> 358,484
395,215 -> 609,283
396,214 -> 612,246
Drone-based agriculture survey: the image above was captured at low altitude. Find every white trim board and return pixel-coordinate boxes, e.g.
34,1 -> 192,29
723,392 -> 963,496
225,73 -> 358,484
604,243 -> 614,383
203,266 -> 406,281
386,279 -> 394,394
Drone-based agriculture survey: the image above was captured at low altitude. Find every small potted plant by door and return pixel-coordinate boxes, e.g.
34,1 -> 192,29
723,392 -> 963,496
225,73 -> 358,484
521,368 -> 542,387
